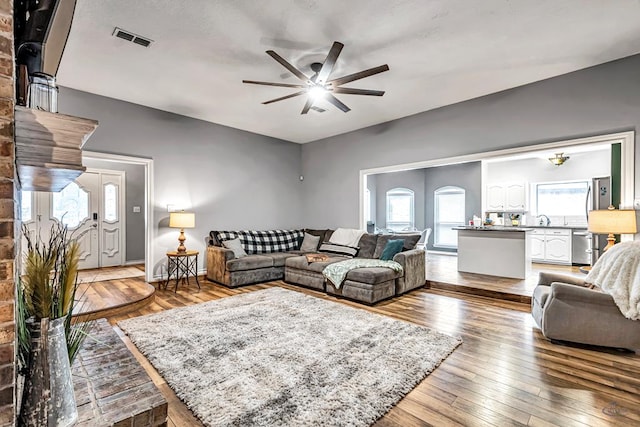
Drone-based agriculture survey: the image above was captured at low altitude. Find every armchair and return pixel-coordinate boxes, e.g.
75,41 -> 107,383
532,272 -> 640,351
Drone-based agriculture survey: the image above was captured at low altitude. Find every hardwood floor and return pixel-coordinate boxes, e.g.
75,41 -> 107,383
102,277 -> 640,427
426,252 -> 586,304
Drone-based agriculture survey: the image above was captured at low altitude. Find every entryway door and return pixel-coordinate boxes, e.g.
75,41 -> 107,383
22,169 -> 126,270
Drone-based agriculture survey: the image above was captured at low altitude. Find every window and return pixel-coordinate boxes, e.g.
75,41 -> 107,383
104,183 -> 118,222
386,188 -> 414,231
21,191 -> 32,222
52,182 -> 89,228
536,181 -> 589,216
434,186 -> 465,248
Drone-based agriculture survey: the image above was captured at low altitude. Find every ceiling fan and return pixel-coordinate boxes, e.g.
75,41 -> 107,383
243,41 -> 389,114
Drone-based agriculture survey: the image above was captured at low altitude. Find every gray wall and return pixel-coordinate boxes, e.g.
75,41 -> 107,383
424,162 -> 482,252
300,54 -> 640,228
82,158 -> 146,262
370,169 -> 426,230
58,87 -> 302,278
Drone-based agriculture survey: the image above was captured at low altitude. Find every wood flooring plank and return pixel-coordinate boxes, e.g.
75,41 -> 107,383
82,264 -> 639,427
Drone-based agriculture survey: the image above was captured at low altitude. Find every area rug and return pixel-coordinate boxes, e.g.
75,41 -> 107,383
118,287 -> 462,426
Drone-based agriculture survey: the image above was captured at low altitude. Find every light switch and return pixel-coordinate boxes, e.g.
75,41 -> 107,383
133,206 -> 141,213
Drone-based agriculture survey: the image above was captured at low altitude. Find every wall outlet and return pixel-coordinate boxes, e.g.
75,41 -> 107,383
133,206 -> 141,213
635,199 -> 640,209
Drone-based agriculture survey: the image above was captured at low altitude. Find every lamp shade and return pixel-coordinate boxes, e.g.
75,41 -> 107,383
169,212 -> 195,229
588,209 -> 637,234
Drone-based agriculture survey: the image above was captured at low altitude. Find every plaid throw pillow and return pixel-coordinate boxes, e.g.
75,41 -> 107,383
214,230 -> 304,254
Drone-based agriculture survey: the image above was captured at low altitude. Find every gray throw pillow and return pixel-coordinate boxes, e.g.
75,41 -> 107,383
300,232 -> 321,252
222,238 -> 247,258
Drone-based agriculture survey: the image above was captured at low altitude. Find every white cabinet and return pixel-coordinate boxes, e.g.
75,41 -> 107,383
505,183 -> 527,210
486,182 -> 526,211
530,228 -> 572,265
530,231 -> 546,259
487,184 -> 506,210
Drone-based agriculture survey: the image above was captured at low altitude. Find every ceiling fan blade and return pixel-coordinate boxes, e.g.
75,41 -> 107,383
332,87 -> 385,96
262,91 -> 306,105
328,64 -> 390,86
325,94 -> 351,113
243,80 -> 307,89
301,97 -> 314,115
266,50 -> 310,83
316,41 -> 344,84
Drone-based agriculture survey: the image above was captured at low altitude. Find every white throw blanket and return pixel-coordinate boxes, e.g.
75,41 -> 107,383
323,258 -> 403,289
329,228 -> 366,247
586,241 -> 640,320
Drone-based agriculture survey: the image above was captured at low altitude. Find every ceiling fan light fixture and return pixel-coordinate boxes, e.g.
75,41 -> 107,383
308,85 -> 328,100
243,41 -> 389,114
549,153 -> 570,166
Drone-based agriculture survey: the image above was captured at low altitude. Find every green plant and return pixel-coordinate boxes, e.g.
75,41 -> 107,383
18,222 -> 93,371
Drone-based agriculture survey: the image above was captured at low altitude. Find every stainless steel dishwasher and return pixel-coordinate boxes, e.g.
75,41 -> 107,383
572,230 -> 592,265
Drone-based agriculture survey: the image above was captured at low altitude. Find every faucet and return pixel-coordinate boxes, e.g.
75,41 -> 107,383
537,214 -> 551,226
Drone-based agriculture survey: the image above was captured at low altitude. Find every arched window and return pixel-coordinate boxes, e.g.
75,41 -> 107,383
386,188 -> 414,231
434,186 -> 465,248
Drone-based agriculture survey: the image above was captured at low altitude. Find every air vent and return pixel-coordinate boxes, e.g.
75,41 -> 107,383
112,27 -> 153,47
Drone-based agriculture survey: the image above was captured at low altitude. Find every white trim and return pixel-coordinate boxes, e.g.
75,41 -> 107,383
124,259 -> 145,266
359,131 -> 635,230
82,151 -> 154,283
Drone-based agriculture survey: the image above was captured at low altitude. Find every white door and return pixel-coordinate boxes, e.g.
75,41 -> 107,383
21,169 -> 125,270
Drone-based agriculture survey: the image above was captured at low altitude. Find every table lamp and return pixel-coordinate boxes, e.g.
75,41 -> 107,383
169,211 -> 195,252
588,207 -> 638,252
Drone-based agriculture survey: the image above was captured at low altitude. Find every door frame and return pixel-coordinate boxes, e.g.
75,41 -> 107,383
359,131 -> 635,241
82,151 -> 154,283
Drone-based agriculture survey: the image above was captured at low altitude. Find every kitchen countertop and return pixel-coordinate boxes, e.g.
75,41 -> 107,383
525,225 -> 587,229
453,226 -> 534,232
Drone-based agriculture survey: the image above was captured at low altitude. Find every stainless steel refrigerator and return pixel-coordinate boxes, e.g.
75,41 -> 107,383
585,176 -> 611,265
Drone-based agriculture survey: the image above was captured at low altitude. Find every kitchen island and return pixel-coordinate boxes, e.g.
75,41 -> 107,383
453,226 -> 533,279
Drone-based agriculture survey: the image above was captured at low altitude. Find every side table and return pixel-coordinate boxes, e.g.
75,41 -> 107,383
164,250 -> 200,292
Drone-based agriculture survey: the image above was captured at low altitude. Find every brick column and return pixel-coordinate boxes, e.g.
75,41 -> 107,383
0,0 -> 14,425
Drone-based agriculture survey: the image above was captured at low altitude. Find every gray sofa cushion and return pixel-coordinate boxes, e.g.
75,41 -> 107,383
373,234 -> 421,258
262,252 -> 298,267
285,255 -> 348,273
300,233 -> 321,252
222,238 -> 247,258
346,267 -> 403,284
304,229 -> 331,243
355,233 -> 378,259
226,255 -> 273,272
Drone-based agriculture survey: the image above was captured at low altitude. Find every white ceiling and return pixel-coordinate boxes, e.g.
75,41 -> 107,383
57,0 -> 640,144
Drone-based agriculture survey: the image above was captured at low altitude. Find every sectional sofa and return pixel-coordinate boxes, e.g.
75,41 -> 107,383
206,228 -> 426,304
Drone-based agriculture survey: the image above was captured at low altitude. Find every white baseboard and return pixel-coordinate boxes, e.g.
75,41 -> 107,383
427,250 -> 458,256
125,259 -> 145,266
